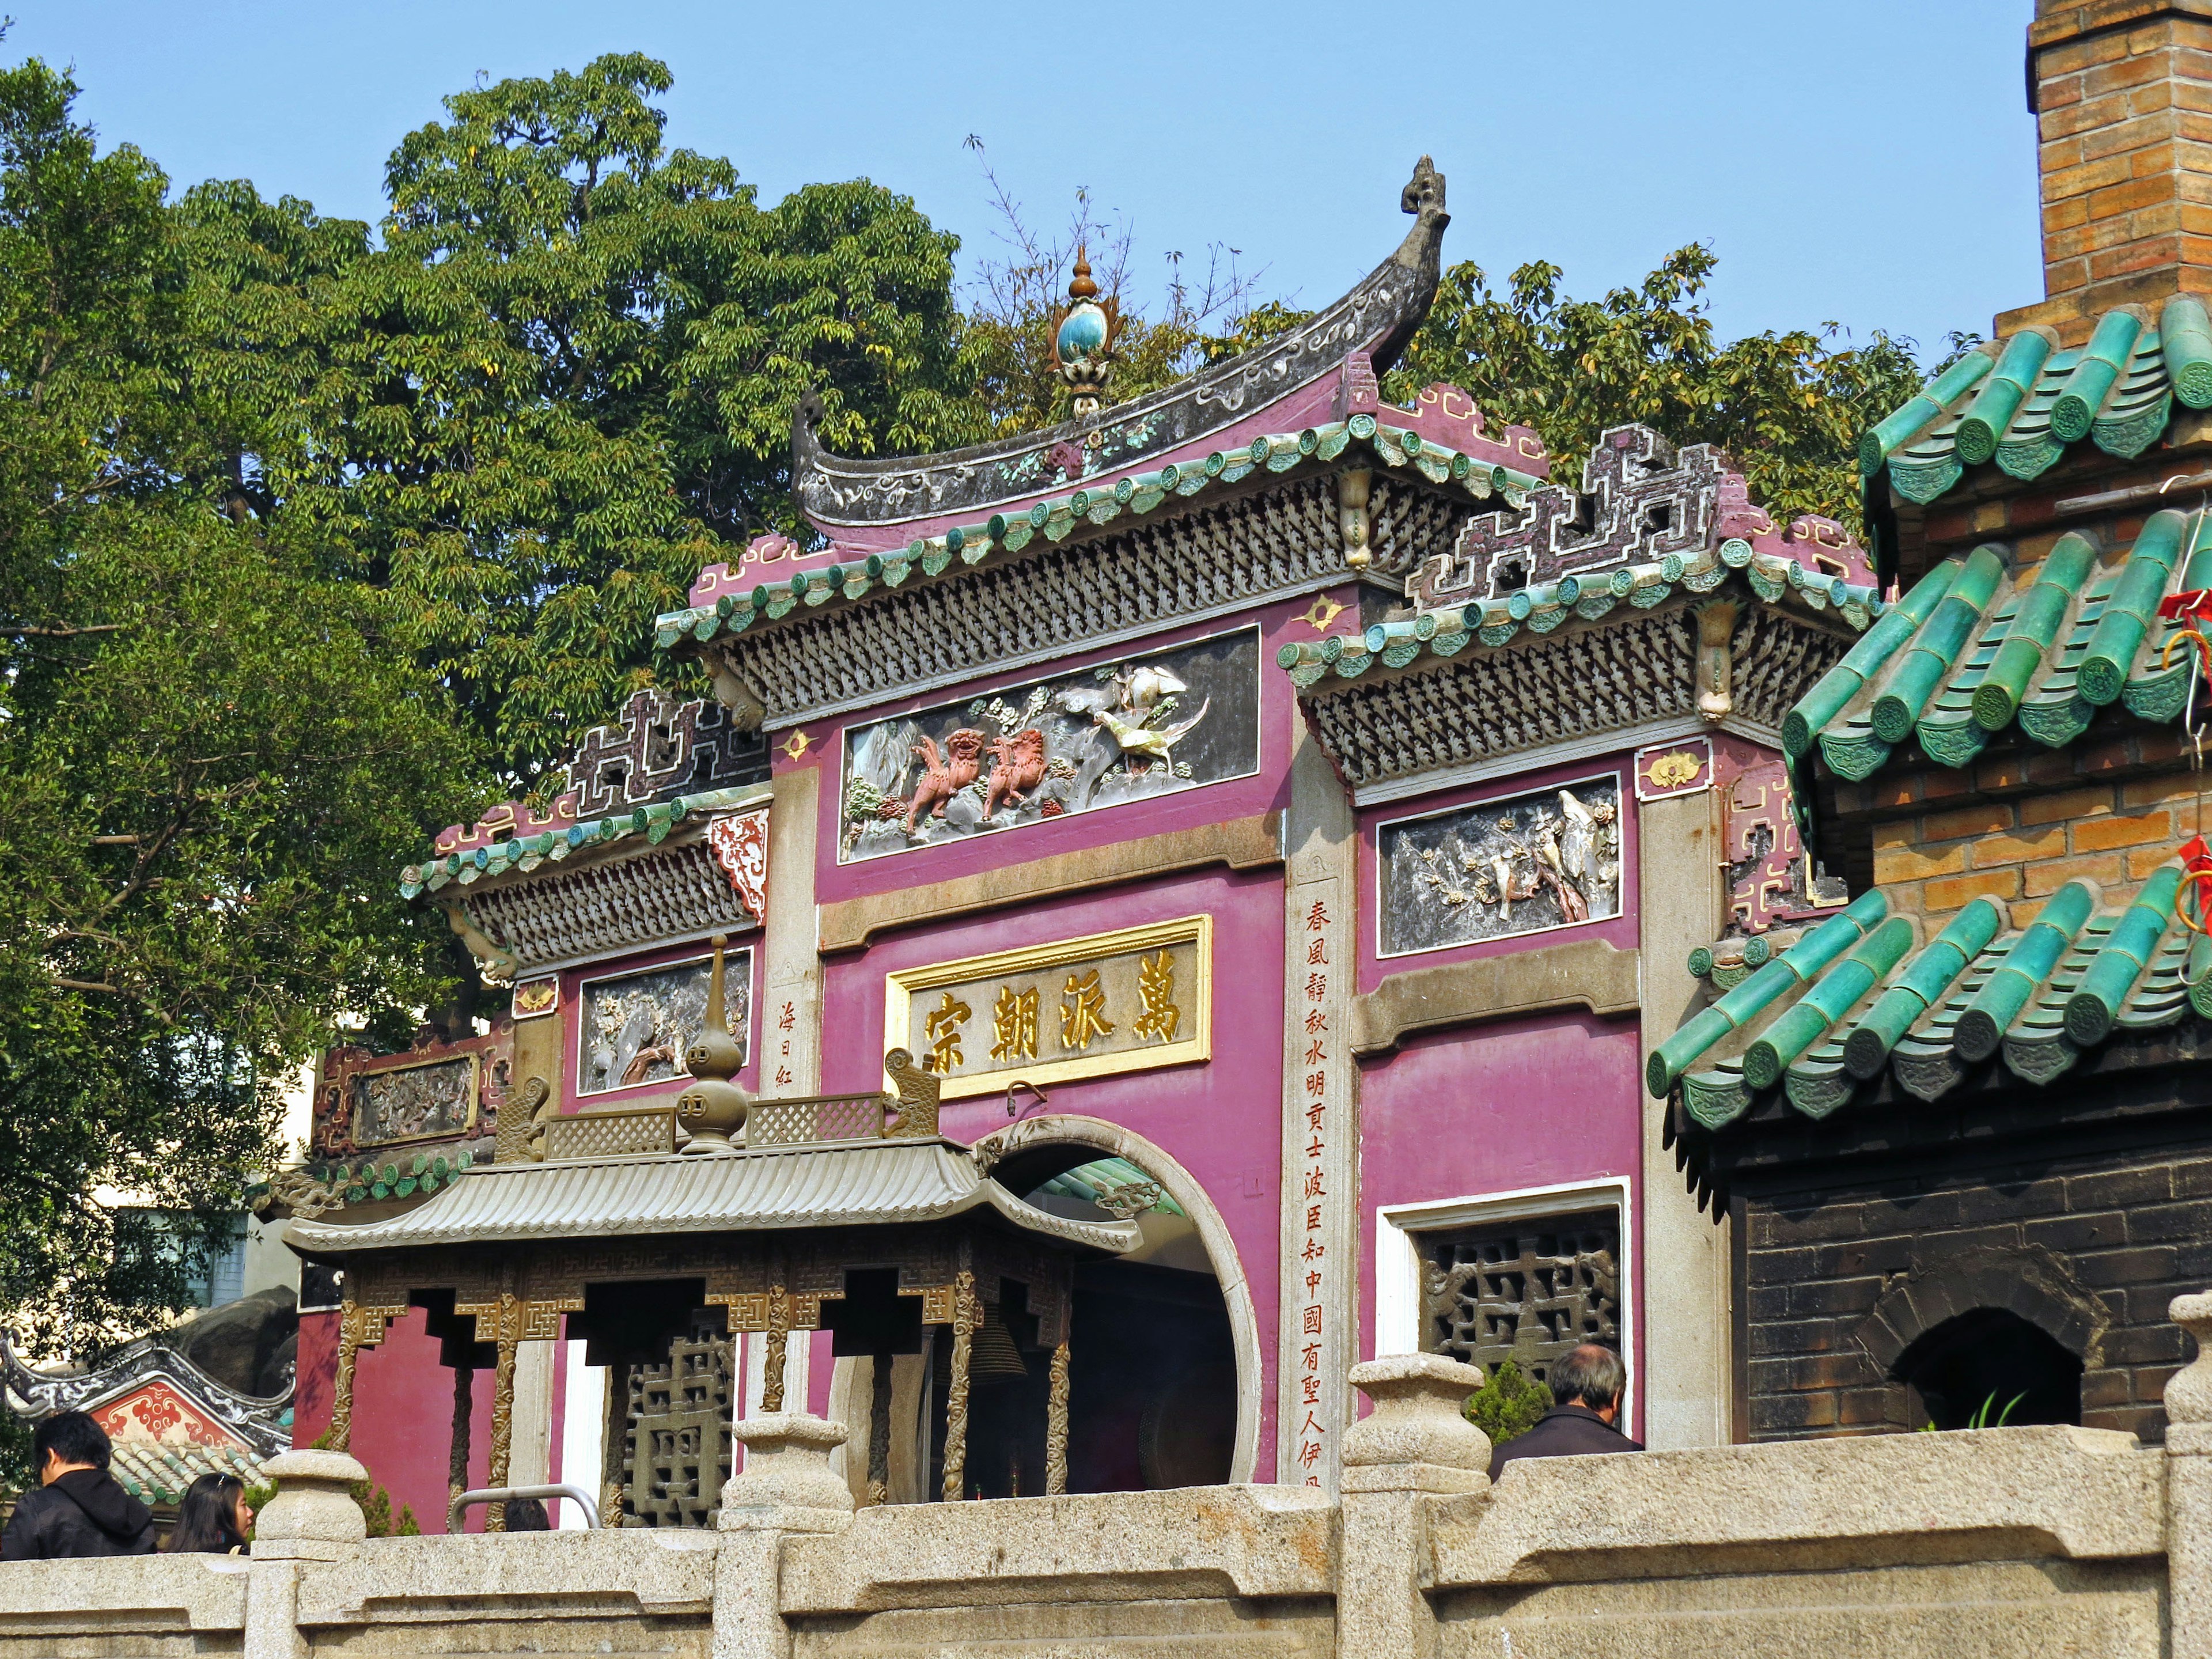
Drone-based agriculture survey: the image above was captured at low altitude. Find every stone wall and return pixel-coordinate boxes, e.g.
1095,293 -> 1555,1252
4,1325 -> 2210,1659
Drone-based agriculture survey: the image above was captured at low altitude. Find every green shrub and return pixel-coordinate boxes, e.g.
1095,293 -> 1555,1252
1463,1359 -> 1553,1446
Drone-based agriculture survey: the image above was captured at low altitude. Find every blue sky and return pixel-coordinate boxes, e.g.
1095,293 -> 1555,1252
10,1 -> 2036,363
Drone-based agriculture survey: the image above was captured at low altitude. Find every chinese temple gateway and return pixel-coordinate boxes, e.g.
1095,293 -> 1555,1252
267,154 -> 1884,1528
266,0 -> 2212,1533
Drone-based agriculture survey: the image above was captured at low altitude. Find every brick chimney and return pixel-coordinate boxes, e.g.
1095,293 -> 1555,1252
2000,0 -> 2212,342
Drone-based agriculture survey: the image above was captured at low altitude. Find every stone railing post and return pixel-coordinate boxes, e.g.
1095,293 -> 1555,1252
711,1414 -> 853,1659
2171,1293 -> 2212,1659
244,1449 -> 368,1659
1340,1355 -> 1490,1659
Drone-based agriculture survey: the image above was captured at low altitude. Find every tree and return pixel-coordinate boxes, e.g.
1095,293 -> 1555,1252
0,54 -> 481,1357
1384,244 -> 1931,533
291,55 -> 984,785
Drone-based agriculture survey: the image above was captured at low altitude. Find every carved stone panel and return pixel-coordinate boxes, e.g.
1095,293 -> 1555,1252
838,628 -> 1261,863
578,950 -> 752,1097
314,1023 -> 513,1159
1418,1210 -> 1621,1395
1377,776 -> 1622,957
619,1308 -> 733,1529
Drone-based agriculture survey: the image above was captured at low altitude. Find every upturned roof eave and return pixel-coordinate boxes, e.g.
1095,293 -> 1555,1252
655,425 -> 1535,657
786,158 -> 1462,540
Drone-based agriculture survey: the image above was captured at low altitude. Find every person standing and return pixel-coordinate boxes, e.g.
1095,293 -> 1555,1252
165,1472 -> 253,1555
1487,1344 -> 1644,1482
2,1411 -> 158,1560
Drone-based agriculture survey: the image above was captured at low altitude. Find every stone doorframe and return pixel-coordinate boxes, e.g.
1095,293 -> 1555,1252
970,1112 -> 1263,1484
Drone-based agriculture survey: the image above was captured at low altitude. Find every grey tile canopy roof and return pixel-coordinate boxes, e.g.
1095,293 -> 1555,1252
284,1137 -> 1138,1256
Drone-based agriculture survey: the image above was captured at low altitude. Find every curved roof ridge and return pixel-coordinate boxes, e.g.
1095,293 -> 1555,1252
788,157 -> 1455,536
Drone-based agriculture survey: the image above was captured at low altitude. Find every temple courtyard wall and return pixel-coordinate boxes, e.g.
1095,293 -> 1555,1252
8,1334 -> 2210,1659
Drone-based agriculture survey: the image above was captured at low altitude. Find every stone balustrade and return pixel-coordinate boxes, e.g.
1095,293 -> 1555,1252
1,1293 -> 2205,1659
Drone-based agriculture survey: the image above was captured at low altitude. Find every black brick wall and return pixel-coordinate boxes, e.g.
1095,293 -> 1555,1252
1740,1141 -> 2212,1442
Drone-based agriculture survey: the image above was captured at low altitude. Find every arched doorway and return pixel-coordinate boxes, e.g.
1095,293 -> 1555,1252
969,1115 -> 1261,1488
1896,1308 -> 2084,1430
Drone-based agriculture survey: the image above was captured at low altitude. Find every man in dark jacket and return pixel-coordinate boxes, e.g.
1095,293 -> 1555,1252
3,1410 -> 158,1560
1488,1343 -> 1643,1481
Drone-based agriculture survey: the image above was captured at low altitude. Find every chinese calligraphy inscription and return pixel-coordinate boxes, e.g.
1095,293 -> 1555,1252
884,917 -> 1211,1100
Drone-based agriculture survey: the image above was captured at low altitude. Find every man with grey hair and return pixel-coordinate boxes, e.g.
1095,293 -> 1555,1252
1487,1343 -> 1642,1480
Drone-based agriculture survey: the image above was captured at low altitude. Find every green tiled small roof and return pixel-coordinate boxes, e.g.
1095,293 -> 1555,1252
652,417 -> 1543,650
1649,872 -> 2206,1130
1782,508 -> 2212,796
1276,539 -> 1883,687
112,1437 -> 275,1506
400,783 -> 757,899
1861,296 -> 2212,505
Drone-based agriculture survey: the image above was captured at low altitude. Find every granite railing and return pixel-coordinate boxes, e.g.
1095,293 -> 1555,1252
3,1291 -> 2206,1659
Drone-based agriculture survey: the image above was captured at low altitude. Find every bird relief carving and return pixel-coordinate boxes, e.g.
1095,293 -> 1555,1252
837,628 -> 1260,862
1383,779 -> 1623,956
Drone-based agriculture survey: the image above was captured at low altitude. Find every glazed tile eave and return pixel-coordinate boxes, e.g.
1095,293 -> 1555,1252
1648,873 -> 2209,1133
1278,544 -> 1881,691
282,1137 -> 1139,1256
1859,297 -> 2212,508
1781,509 -> 2212,819
654,425 -> 1533,653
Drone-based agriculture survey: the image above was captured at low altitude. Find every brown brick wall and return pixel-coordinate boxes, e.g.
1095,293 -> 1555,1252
2009,1 -> 2212,337
1841,727 -> 2200,926
1743,1138 -> 2212,1443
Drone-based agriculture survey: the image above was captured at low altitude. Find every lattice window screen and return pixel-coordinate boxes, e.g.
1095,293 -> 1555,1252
1416,1210 -> 1621,1392
619,1309 -> 734,1528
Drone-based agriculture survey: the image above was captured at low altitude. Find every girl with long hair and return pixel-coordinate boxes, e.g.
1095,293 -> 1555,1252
165,1472 -> 253,1554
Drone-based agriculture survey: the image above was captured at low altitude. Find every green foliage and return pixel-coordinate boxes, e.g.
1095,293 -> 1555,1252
0,54 -> 483,1353
1463,1358 -> 1553,1447
305,54 -> 980,782
1384,244 -> 1932,535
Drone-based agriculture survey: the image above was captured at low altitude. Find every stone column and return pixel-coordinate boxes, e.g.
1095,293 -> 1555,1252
713,1415 -> 853,1659
245,1449 -> 368,1659
2169,1292 -> 2212,1659
1636,785 -> 1732,1448
509,1338 -> 556,1489
1339,1354 -> 1489,1659
760,764 -> 822,1099
1278,725 -> 1358,1491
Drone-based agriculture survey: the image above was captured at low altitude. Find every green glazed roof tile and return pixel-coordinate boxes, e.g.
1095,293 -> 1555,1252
653,418 -> 1526,650
1657,874 -> 2201,1126
1862,298 -> 2209,502
1785,510 -> 2212,821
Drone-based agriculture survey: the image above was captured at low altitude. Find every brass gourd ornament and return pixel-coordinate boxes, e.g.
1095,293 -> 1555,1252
675,934 -> 752,1154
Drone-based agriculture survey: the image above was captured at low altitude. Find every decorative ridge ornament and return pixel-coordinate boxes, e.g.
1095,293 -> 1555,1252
1051,247 -> 1122,426
784,157 -> 1453,531
674,934 -> 752,1154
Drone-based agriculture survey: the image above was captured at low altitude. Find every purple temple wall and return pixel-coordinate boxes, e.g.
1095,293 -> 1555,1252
817,862 -> 1289,1476
1354,1011 -> 1646,1440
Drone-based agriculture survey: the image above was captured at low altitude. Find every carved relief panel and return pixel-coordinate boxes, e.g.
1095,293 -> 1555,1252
1377,775 -> 1622,957
578,950 -> 752,1097
838,628 -> 1260,862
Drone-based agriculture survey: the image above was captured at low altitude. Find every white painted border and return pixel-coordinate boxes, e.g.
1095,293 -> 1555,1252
1372,771 -> 1624,962
1374,1176 -> 1635,1426
835,622 -> 1267,866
